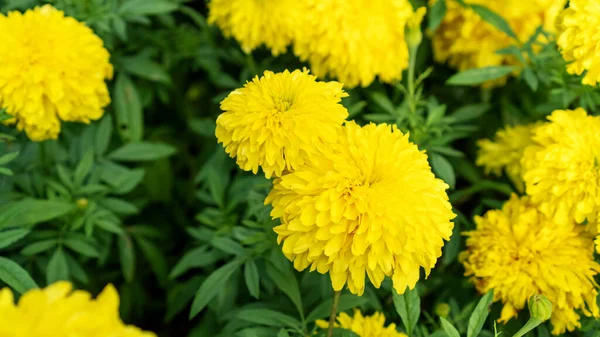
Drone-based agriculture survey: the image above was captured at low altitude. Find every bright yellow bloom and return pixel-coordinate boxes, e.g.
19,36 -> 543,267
208,0 -> 299,56
316,310 -> 407,337
461,195 -> 600,335
522,108 -> 600,227
0,5 -> 113,141
265,121 -> 455,295
0,282 -> 155,337
476,123 -> 539,192
216,69 -> 348,178
556,0 -> 600,86
431,0 -> 565,86
293,0 -> 415,88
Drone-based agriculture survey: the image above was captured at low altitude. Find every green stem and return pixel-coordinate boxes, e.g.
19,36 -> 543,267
407,45 -> 419,126
327,291 -> 342,337
512,318 -> 543,337
246,52 -> 258,77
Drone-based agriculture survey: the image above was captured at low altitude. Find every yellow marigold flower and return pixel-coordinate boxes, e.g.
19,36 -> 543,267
293,0 -> 415,88
556,0 -> 600,86
0,5 -> 113,141
461,194 -> 600,335
431,0 -> 565,86
215,69 -> 348,178
316,310 -> 407,337
208,0 -> 299,56
0,281 -> 156,337
265,121 -> 455,295
476,123 -> 539,192
521,108 -> 600,227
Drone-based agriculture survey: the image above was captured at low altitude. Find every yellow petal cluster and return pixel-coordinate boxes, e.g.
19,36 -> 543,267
0,5 -> 113,141
461,194 -> 600,335
476,123 -> 539,192
316,309 -> 407,337
265,121 -> 455,295
556,0 -> 600,86
207,0 -> 299,56
0,282 -> 155,337
431,0 -> 565,86
293,0 -> 415,88
215,69 -> 348,178
521,108 -> 600,227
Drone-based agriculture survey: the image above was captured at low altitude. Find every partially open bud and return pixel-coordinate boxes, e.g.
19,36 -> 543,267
76,198 -> 89,210
528,294 -> 552,322
406,7 -> 426,48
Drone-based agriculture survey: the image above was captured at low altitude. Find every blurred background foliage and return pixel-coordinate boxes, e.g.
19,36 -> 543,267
0,0 -> 599,336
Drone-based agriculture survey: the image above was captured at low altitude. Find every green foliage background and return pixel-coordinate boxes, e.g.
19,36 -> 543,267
0,0 -> 599,336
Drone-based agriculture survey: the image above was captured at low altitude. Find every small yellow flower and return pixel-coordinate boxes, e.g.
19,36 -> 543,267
293,0 -> 415,88
431,0 -> 566,86
476,123 -> 539,192
215,69 -> 348,178
208,0 -> 300,56
316,310 -> 407,337
0,5 -> 113,141
0,282 -> 155,337
265,121 -> 455,295
521,108 -> 600,227
556,0 -> 600,86
461,194 -> 600,335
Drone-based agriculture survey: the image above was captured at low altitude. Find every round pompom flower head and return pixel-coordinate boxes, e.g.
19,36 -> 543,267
556,0 -> 600,86
316,310 -> 407,337
265,121 -> 455,295
461,194 -> 600,335
215,69 -> 348,178
292,0 -> 416,88
208,0 -> 300,56
0,5 -> 113,141
476,123 -> 540,192
431,0 -> 565,86
0,281 -> 155,336
521,108 -> 600,227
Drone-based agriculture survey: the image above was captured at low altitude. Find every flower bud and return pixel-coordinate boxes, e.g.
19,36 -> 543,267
434,302 -> 451,318
76,198 -> 89,210
406,7 -> 426,48
528,294 -> 552,322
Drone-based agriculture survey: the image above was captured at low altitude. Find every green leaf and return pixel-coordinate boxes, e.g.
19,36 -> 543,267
522,68 -> 539,91
95,115 -> 113,155
169,246 -> 221,279
74,150 -> 95,186
393,287 -> 421,337
165,276 -> 203,322
0,151 -> 19,165
306,294 -> 368,322
446,66 -> 517,86
430,154 -> 456,189
0,167 -> 13,176
63,237 -> 99,258
0,257 -> 38,294
0,228 -> 30,249
278,329 -> 291,337
99,198 -> 139,215
135,236 -> 169,285
467,291 -> 494,337
469,4 -> 518,41
108,142 -> 176,162
119,56 -> 171,83
21,239 -> 57,256
0,199 -> 75,229
370,92 -> 397,116
428,0 -> 447,32
237,309 -> 302,329
95,219 -> 125,235
118,235 -> 136,282
446,104 -> 490,123
211,236 -> 244,255
0,108 -> 13,122
111,16 -> 128,41
114,73 -> 143,142
118,0 -> 179,16
47,248 -> 70,284
440,317 -> 461,337
189,259 -> 243,318
266,261 -> 303,319
244,260 -> 260,299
